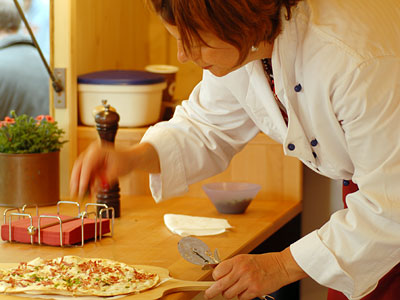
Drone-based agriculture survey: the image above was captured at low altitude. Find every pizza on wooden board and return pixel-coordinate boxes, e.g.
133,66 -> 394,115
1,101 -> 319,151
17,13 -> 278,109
0,255 -> 160,296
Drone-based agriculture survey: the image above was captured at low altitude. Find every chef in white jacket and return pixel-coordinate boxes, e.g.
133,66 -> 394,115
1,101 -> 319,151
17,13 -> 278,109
70,0 -> 400,299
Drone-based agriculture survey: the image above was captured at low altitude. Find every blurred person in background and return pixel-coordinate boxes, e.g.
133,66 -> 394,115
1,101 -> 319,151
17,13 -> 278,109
20,0 -> 49,61
0,0 -> 49,119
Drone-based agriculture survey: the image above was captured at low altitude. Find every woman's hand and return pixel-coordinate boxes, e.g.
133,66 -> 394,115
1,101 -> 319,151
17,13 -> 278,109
204,247 -> 307,300
70,141 -> 160,199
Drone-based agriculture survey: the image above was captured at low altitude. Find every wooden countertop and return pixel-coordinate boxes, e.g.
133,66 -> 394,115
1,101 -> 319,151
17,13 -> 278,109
0,195 -> 301,300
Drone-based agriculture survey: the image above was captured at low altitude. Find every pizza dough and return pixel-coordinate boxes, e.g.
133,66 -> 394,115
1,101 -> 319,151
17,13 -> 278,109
0,255 -> 159,296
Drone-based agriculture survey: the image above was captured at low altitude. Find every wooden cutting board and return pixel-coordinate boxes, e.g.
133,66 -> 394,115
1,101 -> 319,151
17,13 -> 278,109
0,263 -> 213,300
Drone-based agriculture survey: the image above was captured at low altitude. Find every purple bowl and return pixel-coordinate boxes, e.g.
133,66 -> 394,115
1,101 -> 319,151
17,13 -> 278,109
202,182 -> 261,214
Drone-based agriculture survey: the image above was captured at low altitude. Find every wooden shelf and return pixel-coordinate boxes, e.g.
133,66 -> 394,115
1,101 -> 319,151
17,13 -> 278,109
78,125 -> 148,143
78,125 -> 280,146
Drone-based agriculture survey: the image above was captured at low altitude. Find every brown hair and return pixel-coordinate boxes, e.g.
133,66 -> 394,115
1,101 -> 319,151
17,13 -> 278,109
147,0 -> 301,64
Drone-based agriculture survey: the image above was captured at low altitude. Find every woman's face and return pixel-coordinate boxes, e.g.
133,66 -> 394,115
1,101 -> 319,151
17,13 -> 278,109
163,22 -> 247,77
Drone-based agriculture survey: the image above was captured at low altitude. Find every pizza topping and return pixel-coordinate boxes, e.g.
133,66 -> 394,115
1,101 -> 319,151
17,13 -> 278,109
0,256 -> 159,296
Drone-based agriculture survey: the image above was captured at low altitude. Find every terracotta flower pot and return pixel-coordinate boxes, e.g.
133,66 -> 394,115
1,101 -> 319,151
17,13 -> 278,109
0,151 -> 60,207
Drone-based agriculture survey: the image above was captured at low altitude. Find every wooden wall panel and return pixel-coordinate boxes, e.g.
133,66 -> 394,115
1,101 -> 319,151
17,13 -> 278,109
147,8 -> 203,101
148,13 -> 169,64
283,156 -> 303,202
165,36 -> 203,101
53,0 -> 77,198
75,0 -> 150,76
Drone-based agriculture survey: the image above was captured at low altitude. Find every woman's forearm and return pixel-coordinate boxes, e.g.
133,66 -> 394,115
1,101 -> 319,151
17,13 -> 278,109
127,142 -> 160,174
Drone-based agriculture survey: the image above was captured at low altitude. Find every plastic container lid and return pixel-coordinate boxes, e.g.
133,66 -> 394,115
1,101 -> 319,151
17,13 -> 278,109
77,70 -> 165,85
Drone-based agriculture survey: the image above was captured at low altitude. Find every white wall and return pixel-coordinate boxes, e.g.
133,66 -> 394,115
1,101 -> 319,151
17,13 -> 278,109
300,167 -> 343,300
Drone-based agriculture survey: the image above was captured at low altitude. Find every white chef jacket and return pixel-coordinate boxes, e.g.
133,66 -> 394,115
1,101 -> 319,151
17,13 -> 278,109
141,0 -> 400,298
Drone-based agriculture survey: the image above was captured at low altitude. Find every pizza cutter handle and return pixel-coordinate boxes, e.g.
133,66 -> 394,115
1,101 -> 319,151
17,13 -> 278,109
164,279 -> 214,293
165,279 -> 275,300
202,263 -> 218,270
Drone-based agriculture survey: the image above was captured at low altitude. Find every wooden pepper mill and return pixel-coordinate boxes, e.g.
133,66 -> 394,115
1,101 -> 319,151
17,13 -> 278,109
95,99 -> 121,218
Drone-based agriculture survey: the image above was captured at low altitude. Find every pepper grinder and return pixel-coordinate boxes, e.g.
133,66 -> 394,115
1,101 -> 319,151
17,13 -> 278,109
95,99 -> 121,218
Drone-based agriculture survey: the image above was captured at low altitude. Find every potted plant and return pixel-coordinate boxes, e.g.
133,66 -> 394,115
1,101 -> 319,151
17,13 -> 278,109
0,111 -> 66,207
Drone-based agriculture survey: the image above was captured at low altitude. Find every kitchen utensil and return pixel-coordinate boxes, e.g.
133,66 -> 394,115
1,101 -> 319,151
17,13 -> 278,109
178,236 -> 221,269
177,237 -> 275,300
1,214 -> 110,246
145,64 -> 179,103
202,182 -> 261,214
1,201 -> 113,246
0,263 -> 213,300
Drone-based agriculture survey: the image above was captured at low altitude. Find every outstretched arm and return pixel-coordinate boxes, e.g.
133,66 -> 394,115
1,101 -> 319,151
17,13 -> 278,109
69,141 -> 160,199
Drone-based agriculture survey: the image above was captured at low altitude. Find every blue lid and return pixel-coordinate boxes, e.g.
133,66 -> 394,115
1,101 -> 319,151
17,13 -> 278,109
77,70 -> 165,85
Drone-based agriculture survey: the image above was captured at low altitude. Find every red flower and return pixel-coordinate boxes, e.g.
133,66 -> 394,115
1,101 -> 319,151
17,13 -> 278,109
45,115 -> 54,123
4,117 -> 15,124
35,115 -> 54,124
35,115 -> 45,122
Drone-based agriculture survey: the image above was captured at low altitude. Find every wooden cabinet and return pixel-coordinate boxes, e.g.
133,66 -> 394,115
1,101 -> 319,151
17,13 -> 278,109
52,0 -> 302,203
52,0 -> 202,197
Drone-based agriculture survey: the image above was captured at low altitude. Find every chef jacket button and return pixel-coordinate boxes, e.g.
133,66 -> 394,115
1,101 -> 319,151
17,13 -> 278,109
287,143 -> 295,151
294,84 -> 302,92
343,180 -> 350,186
310,139 -> 318,147
312,151 -> 317,158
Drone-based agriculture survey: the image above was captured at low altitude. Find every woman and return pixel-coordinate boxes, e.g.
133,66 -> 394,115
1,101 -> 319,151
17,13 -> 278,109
70,0 -> 400,299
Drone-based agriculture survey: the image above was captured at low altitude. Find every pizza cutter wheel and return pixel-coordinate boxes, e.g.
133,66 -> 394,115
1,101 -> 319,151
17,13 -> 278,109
177,237 -> 220,269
